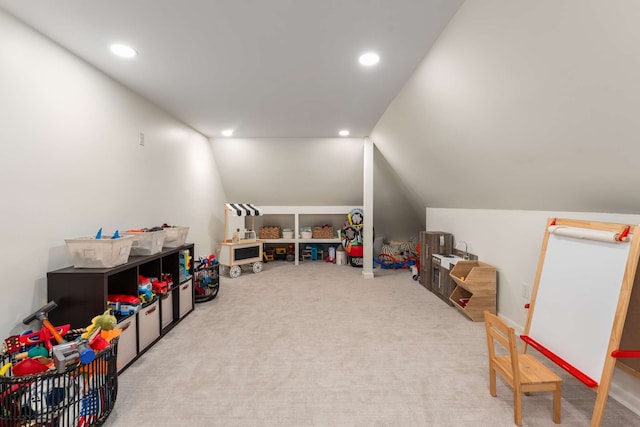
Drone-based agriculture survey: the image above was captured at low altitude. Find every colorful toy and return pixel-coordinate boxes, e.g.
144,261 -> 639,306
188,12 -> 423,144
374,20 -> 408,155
287,243 -> 295,262
3,335 -> 21,354
152,280 -> 168,295
20,375 -> 79,417
273,247 -> 286,261
263,248 -> 275,262
325,245 -> 336,263
51,339 -> 95,372
78,387 -> 105,426
19,324 -> 71,349
161,272 -> 174,288
81,309 -> 117,343
341,208 -> 365,267
13,345 -> 48,361
194,255 -> 220,302
179,249 -> 192,281
12,357 -> 50,376
138,275 -> 154,301
107,294 -> 141,316
21,302 -> 95,374
21,302 -> 71,351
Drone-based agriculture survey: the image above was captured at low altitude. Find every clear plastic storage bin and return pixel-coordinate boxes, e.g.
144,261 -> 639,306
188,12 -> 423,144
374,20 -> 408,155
125,230 -> 166,255
65,235 -> 134,268
162,226 -> 190,248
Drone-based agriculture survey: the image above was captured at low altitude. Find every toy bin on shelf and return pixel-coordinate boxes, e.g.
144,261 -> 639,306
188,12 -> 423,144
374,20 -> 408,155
65,235 -> 135,268
449,260 -> 497,322
312,226 -> 334,239
125,229 -> 166,256
282,229 -> 294,239
0,332 -> 119,427
162,226 -> 190,248
258,226 -> 281,240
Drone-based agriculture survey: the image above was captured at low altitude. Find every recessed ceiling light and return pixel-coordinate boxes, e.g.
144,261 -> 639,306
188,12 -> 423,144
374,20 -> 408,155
221,129 -> 234,137
339,130 -> 350,137
358,52 -> 380,66
110,43 -> 137,58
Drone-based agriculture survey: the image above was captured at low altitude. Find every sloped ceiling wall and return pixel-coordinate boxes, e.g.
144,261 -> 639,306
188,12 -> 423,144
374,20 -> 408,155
211,138 -> 423,240
371,0 -> 640,214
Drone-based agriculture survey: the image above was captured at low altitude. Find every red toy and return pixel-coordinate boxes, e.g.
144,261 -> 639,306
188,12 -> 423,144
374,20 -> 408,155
107,294 -> 141,316
19,324 -> 71,348
152,280 -> 168,295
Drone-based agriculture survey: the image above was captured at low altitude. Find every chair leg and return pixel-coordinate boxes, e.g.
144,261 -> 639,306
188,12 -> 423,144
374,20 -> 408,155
489,367 -> 497,397
514,390 -> 523,426
553,382 -> 562,424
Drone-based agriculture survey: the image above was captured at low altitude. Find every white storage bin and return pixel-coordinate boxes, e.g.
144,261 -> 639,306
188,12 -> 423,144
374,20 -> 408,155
179,279 -> 193,318
126,230 -> 166,255
138,300 -> 160,351
65,235 -> 134,268
161,292 -> 174,329
163,226 -> 190,247
115,316 -> 137,372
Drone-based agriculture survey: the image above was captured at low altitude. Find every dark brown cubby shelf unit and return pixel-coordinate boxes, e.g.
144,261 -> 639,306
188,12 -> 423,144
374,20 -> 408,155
47,244 -> 195,372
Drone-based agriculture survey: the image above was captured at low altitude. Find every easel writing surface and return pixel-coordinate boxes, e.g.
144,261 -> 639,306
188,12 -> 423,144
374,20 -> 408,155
524,219 -> 640,427
528,232 -> 630,383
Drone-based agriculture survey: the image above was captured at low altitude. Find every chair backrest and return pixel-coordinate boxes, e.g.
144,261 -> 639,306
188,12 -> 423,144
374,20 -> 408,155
484,310 -> 521,385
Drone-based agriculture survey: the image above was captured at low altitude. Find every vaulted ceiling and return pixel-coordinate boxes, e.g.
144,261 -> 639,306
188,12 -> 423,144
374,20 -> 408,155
0,0 -> 463,139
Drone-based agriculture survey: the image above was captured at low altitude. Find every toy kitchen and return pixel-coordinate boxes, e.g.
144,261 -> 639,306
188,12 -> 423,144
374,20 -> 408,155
419,231 -> 477,306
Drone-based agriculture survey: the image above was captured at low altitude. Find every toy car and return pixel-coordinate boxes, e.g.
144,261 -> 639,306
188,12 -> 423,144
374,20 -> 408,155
107,294 -> 141,316
152,280 -> 168,295
138,276 -> 154,301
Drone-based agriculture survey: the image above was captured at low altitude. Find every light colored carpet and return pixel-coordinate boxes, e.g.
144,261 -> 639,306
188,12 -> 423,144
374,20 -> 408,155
103,262 -> 640,426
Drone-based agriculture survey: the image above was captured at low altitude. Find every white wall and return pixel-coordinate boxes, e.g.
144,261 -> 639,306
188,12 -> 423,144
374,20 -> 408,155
211,137 -> 364,207
427,207 -> 640,414
0,10 -> 226,338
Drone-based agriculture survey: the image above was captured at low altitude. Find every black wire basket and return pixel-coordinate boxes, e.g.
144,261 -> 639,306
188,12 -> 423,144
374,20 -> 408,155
0,331 -> 119,427
194,262 -> 219,303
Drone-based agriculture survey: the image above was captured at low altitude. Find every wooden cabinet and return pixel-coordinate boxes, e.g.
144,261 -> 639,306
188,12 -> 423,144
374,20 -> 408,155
449,260 -> 497,322
47,244 -> 194,372
430,255 -> 456,306
419,231 -> 452,289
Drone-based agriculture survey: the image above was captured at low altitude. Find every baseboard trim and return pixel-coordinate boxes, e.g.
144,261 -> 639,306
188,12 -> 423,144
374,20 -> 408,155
610,373 -> 640,417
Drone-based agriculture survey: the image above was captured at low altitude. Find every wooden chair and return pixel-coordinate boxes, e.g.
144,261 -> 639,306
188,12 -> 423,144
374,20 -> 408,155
484,310 -> 562,425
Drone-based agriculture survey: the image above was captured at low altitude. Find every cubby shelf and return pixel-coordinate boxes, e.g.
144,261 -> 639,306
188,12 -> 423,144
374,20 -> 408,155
449,260 -> 497,322
47,244 -> 195,373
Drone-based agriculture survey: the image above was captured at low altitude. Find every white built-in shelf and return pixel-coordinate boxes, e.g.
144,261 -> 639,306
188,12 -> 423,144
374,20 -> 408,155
262,238 -> 341,244
254,206 -> 361,265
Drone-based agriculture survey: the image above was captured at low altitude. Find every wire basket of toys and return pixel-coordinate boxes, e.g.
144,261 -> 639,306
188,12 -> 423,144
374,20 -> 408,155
194,255 -> 220,303
1,304 -> 121,427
